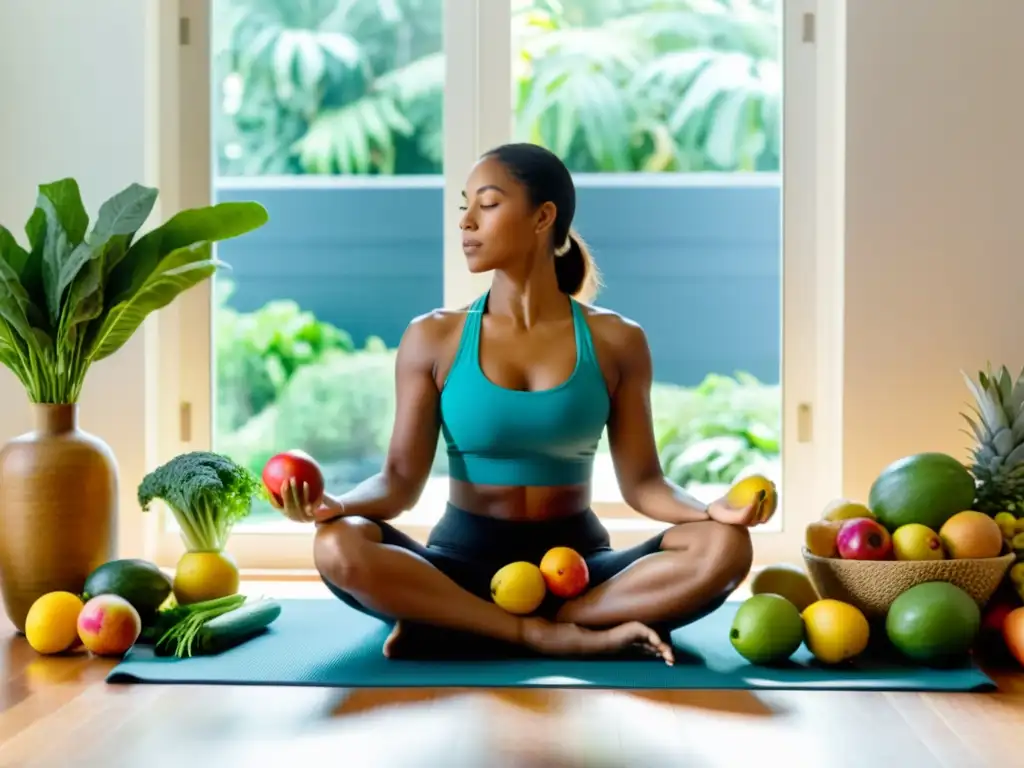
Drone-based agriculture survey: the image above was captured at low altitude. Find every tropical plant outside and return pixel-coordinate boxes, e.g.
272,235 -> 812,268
213,0 -> 780,176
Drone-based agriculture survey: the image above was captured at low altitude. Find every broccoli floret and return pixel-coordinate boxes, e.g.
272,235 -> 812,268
138,451 -> 265,552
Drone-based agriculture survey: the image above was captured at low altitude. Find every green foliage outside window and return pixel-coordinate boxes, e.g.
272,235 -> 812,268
214,0 -> 780,176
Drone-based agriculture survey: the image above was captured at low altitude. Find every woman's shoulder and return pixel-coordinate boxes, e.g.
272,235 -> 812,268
400,305 -> 474,351
577,301 -> 649,351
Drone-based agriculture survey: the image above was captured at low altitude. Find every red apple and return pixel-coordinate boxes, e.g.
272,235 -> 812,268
983,600 -> 1017,636
539,547 -> 590,598
836,517 -> 892,560
982,584 -> 1023,635
262,450 -> 325,508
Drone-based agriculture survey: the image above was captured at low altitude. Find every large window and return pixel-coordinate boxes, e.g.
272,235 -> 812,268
157,0 -> 819,570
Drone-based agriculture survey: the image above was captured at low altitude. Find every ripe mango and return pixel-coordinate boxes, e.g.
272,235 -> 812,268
822,499 -> 875,523
805,520 -> 842,558
750,564 -> 819,612
938,511 -> 1003,559
726,474 -> 778,524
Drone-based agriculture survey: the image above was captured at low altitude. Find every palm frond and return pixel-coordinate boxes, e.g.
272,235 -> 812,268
295,95 -> 414,174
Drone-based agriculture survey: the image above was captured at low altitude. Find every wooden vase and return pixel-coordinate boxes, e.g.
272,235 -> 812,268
0,404 -> 118,633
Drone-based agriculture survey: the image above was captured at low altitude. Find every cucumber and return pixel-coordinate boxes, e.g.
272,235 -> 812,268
83,558 -> 173,620
194,598 -> 282,655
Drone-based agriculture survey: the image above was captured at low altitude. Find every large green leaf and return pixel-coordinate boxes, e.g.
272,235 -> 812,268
57,184 -> 159,351
37,178 -> 90,243
105,201 -> 269,306
87,242 -> 221,363
57,183 -> 158,304
36,179 -> 90,326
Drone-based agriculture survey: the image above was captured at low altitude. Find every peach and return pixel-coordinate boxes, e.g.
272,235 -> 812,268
539,547 -> 590,599
77,594 -> 142,657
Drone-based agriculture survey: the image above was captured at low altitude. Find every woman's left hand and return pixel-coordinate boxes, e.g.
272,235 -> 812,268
706,492 -> 769,527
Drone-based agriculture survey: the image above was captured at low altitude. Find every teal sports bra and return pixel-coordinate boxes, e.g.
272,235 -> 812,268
439,291 -> 611,487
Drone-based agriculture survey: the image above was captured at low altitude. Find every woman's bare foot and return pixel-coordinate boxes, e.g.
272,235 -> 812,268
383,620 -> 408,658
383,618 -> 674,664
383,621 -> 507,659
522,618 -> 675,665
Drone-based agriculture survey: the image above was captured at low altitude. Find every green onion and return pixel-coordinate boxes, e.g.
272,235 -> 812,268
150,594 -> 248,657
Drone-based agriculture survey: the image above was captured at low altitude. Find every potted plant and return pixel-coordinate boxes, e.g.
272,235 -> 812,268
0,178 -> 268,632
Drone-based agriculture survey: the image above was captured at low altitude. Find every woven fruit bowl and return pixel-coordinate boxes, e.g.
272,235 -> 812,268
801,547 -> 1015,620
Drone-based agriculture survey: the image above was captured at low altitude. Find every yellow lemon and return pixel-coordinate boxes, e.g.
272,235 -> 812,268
891,523 -> 945,561
173,550 -> 240,605
24,591 -> 84,655
801,599 -> 870,664
490,562 -> 547,615
726,474 -> 778,523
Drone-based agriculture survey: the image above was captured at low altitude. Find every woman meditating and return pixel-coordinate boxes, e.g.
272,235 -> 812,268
275,143 -> 764,665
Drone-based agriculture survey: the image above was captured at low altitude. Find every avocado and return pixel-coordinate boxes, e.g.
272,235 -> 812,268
83,558 -> 173,621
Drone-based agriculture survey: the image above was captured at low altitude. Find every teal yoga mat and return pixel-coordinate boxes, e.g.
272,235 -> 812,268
106,598 -> 996,692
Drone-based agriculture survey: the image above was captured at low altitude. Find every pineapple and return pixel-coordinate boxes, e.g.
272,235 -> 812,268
960,364 -> 1024,517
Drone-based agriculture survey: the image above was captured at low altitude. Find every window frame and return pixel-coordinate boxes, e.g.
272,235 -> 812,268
145,0 -> 843,572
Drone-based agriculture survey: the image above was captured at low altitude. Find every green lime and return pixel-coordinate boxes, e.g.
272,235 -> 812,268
885,581 -> 981,665
729,593 -> 805,665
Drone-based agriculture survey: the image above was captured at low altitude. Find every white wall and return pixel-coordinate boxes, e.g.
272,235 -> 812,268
841,0 -> 1024,499
1,1 -> 1020,560
0,0 -> 160,557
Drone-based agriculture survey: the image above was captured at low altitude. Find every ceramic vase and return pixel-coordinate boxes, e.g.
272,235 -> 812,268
0,404 -> 118,632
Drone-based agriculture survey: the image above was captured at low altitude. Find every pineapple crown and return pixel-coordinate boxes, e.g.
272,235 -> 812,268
961,364 -> 1024,475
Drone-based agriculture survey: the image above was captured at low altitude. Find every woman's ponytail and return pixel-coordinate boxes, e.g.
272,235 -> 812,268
554,229 -> 601,303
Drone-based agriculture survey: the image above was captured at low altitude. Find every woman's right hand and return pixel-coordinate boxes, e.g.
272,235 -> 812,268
272,479 -> 344,524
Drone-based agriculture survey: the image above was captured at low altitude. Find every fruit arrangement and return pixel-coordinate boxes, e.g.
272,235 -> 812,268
21,449 -> 282,660
486,475 -> 777,616
797,434 -> 1024,664
733,566 -> 873,666
731,564 -> 1002,667
139,451 -> 266,605
490,547 -> 591,615
23,557 -> 281,659
805,453 -> 1010,568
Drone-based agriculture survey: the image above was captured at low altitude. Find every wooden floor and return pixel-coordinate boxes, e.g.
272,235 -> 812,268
1,582 -> 1022,768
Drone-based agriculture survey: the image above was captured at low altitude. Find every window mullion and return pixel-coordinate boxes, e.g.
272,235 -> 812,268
442,0 -> 512,309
